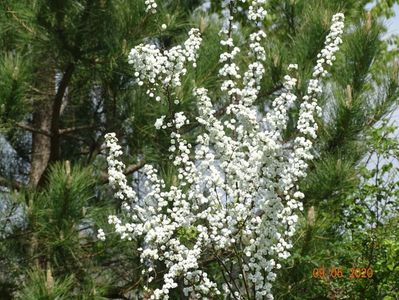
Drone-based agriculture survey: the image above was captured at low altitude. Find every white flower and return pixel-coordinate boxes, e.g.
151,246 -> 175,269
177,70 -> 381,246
145,0 -> 157,14
248,0 -> 267,23
97,228 -> 106,241
128,29 -> 202,100
174,112 -> 189,129
154,115 -> 166,130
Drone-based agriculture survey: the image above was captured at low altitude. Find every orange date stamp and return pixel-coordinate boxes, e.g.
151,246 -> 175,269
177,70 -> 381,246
312,266 -> 373,280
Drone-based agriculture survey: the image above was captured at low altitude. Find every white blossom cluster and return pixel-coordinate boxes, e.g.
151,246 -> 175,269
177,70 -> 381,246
96,228 -> 106,241
281,13 -> 345,205
145,0 -> 157,14
128,28 -> 202,102
100,3 -> 345,299
247,0 -> 267,22
313,13 -> 345,77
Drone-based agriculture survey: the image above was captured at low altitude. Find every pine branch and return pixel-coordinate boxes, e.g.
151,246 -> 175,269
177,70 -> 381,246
5,5 -> 35,34
16,122 -> 52,137
59,124 -> 98,135
16,122 -> 98,137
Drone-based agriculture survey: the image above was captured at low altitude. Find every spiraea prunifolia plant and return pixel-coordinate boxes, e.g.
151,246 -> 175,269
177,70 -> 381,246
100,0 -> 345,298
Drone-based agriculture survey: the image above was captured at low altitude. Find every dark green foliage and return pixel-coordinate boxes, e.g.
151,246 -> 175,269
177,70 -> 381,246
30,163 -> 94,272
0,52 -> 31,128
17,269 -> 74,300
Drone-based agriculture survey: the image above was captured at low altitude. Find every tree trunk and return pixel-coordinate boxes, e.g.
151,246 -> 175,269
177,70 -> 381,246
29,63 -> 74,188
30,105 -> 52,187
29,66 -> 54,188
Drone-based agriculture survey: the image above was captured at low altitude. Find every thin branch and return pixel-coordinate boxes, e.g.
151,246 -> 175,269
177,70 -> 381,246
28,84 -> 52,96
16,122 -> 52,137
59,124 -> 98,135
100,160 -> 146,184
5,6 -> 35,34
124,161 -> 146,175
233,244 -> 251,298
212,245 -> 242,300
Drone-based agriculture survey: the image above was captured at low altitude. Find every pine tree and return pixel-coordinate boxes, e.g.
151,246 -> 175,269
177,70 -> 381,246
0,0 -> 398,299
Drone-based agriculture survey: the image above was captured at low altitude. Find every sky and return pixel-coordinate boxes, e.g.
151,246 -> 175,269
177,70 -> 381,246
385,4 -> 399,35
390,4 -> 399,126
365,2 -> 399,35
383,4 -> 399,127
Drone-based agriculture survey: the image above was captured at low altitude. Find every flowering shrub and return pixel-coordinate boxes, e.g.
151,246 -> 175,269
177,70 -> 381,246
100,1 -> 345,299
